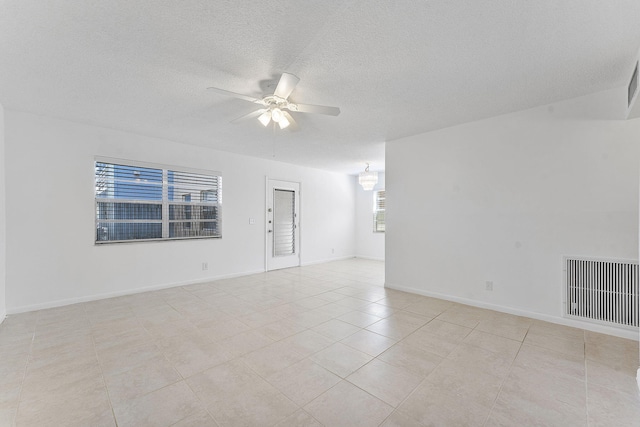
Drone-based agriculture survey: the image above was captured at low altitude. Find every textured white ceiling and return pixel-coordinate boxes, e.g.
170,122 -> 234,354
1,1 -> 639,174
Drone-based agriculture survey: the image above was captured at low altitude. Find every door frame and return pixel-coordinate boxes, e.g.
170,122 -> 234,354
265,177 -> 301,271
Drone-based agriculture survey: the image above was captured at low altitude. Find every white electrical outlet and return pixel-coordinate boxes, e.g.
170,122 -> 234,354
331,248 -> 334,254
249,218 -> 255,225
485,281 -> 493,291
202,262 -> 208,271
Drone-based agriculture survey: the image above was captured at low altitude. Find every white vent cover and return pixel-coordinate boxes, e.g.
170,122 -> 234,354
564,256 -> 639,329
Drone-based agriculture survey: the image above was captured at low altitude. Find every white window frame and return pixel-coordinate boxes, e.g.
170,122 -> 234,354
373,189 -> 385,233
95,157 -> 222,244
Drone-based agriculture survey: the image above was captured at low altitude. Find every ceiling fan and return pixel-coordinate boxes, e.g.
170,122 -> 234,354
207,73 -> 340,130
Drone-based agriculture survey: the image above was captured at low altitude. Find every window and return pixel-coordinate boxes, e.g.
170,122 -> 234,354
374,189 -> 385,232
95,160 -> 222,243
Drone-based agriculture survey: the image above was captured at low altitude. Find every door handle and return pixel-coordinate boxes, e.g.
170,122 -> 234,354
268,230 -> 272,233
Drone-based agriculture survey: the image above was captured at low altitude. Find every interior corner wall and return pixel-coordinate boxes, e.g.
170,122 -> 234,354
0,102 -> 6,323
3,110 -> 356,313
386,88 -> 640,331
355,172 -> 385,260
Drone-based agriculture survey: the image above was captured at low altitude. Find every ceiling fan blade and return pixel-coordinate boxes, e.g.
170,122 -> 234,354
207,87 -> 261,103
293,103 -> 341,116
281,111 -> 299,131
230,109 -> 266,123
273,73 -> 300,100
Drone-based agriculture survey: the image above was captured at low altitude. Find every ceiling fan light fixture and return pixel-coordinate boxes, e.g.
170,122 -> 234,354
358,163 -> 378,191
271,107 -> 284,123
278,115 -> 290,129
258,110 -> 271,126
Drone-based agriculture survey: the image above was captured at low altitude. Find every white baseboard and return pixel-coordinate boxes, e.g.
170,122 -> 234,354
385,282 -> 640,341
7,269 -> 265,315
300,255 -> 355,267
354,255 -> 385,262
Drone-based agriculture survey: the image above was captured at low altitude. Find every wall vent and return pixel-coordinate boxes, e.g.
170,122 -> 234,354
564,257 -> 639,328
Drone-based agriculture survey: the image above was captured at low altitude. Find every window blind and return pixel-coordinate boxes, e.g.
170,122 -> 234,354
95,161 -> 222,243
273,189 -> 296,256
374,189 -> 385,233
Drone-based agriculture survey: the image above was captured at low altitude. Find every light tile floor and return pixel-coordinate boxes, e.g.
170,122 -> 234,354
0,259 -> 638,426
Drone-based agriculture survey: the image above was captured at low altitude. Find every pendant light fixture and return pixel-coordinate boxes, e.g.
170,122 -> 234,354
358,163 -> 378,191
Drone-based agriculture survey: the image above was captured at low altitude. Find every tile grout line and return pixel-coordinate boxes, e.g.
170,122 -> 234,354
153,279 -> 331,426
135,289 -> 222,426
584,330 -> 590,427
369,314 -> 460,427
84,302 -> 120,427
481,325 -> 529,427
180,373 -> 222,427
11,312 -> 39,427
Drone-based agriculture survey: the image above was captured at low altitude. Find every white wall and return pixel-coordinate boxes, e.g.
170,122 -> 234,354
387,88 -> 640,336
355,172 -> 385,260
0,102 -> 6,322
4,111 -> 355,312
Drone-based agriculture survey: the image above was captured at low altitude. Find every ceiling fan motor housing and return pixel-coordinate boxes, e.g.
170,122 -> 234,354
261,95 -> 296,112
